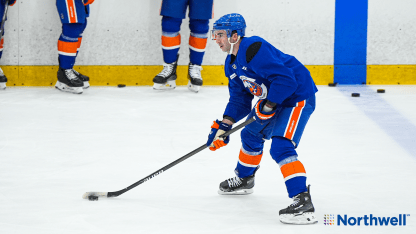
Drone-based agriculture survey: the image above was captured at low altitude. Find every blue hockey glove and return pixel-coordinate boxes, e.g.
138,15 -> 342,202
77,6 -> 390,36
83,0 -> 95,5
207,120 -> 232,151
252,99 -> 280,125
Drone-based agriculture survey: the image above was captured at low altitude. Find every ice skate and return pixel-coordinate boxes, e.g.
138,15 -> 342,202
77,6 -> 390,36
218,168 -> 259,195
0,68 -> 7,90
187,63 -> 203,93
153,58 -> 178,90
72,69 -> 90,89
279,185 -> 318,225
55,68 -> 84,94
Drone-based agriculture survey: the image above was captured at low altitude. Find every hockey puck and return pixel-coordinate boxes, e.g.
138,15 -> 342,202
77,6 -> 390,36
117,84 -> 126,88
328,82 -> 338,87
377,89 -> 385,93
351,93 -> 360,97
88,195 -> 99,201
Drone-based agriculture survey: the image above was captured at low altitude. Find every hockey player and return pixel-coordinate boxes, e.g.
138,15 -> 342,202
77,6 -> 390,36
207,13 -> 318,224
55,0 -> 94,94
153,0 -> 214,93
0,0 -> 16,90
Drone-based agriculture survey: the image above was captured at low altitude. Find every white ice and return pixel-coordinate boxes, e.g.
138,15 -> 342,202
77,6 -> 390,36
1,85 -> 415,234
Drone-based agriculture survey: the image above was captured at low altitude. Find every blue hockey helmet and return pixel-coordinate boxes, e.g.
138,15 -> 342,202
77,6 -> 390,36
212,13 -> 246,39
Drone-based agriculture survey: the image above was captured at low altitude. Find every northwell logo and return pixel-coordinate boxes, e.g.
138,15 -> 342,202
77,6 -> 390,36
324,214 -> 410,226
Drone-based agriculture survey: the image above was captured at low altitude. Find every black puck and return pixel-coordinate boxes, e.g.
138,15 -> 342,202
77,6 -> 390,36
377,89 -> 385,93
351,93 -> 360,97
118,84 -> 126,88
328,82 -> 338,87
88,195 -> 99,201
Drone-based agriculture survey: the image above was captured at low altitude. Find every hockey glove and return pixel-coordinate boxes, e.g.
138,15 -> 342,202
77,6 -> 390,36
207,120 -> 232,151
252,99 -> 280,125
2,0 -> 16,6
83,0 -> 95,6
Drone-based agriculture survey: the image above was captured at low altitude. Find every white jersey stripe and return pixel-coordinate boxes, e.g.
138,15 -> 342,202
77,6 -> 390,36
284,173 -> 306,182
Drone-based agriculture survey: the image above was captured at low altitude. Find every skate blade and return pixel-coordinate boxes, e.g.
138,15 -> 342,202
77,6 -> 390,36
153,80 -> 176,90
218,188 -> 253,195
55,81 -> 83,94
0,83 -> 6,90
279,212 -> 318,225
187,81 -> 201,93
83,81 -> 90,89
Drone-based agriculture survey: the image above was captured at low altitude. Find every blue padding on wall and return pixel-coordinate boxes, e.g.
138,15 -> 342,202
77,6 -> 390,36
334,65 -> 366,84
334,0 -> 368,84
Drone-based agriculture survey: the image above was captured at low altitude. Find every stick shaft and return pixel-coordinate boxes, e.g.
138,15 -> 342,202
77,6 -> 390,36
107,117 -> 255,197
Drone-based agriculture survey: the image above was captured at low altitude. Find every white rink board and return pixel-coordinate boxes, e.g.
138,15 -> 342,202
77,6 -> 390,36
1,0 -> 335,66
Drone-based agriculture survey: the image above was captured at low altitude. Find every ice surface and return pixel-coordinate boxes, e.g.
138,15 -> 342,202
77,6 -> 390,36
1,85 -> 415,233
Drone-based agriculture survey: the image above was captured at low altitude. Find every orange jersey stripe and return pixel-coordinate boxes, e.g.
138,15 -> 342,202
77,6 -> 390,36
239,149 -> 263,166
66,0 -> 77,23
189,36 -> 208,50
280,160 -> 306,179
284,100 -> 306,140
162,34 -> 181,48
58,40 -> 79,54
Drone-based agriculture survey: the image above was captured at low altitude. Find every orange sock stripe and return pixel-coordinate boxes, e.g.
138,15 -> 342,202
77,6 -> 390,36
0,37 -> 4,50
280,160 -> 306,179
239,149 -> 263,166
189,36 -> 207,50
284,100 -> 306,140
77,37 -> 83,49
162,34 -> 181,48
58,40 -> 79,55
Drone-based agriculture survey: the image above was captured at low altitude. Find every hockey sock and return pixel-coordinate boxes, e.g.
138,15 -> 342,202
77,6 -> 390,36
0,34 -> 3,60
235,147 -> 263,178
161,16 -> 182,64
271,137 -> 307,198
189,19 -> 209,65
58,23 -> 86,69
234,129 -> 265,178
161,32 -> 180,64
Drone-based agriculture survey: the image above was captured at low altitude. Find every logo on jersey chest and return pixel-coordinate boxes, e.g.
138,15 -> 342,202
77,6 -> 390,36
240,76 -> 268,99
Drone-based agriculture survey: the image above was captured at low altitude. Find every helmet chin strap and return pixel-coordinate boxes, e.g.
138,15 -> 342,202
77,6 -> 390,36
228,36 -> 241,54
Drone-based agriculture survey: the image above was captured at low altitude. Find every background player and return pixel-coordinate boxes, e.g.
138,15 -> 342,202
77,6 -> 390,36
153,0 -> 214,93
0,0 -> 15,90
207,13 -> 318,224
55,0 -> 94,94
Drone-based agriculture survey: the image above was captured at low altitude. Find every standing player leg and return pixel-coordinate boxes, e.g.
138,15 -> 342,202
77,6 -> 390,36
218,128 -> 264,195
270,96 -> 317,224
0,25 -> 6,90
72,18 -> 90,89
153,16 -> 182,90
187,19 -> 209,93
55,0 -> 87,94
186,0 -> 213,93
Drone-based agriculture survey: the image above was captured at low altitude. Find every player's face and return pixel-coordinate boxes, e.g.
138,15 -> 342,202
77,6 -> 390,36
213,30 -> 231,53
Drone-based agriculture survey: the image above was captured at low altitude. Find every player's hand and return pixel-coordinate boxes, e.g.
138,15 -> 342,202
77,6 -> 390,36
252,99 -> 280,125
2,0 -> 16,6
206,120 -> 232,151
83,0 -> 95,6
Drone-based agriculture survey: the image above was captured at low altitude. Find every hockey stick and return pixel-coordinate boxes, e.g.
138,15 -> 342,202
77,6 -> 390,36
82,117 -> 255,200
0,1 -> 10,38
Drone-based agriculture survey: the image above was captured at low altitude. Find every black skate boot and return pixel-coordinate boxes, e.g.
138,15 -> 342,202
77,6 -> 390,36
218,167 -> 259,195
153,56 -> 179,90
0,68 -> 7,90
187,63 -> 203,93
279,185 -> 318,224
72,69 -> 90,89
55,68 -> 84,94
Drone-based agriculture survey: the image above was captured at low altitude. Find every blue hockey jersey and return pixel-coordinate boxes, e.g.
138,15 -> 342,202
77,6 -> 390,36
223,36 -> 318,123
